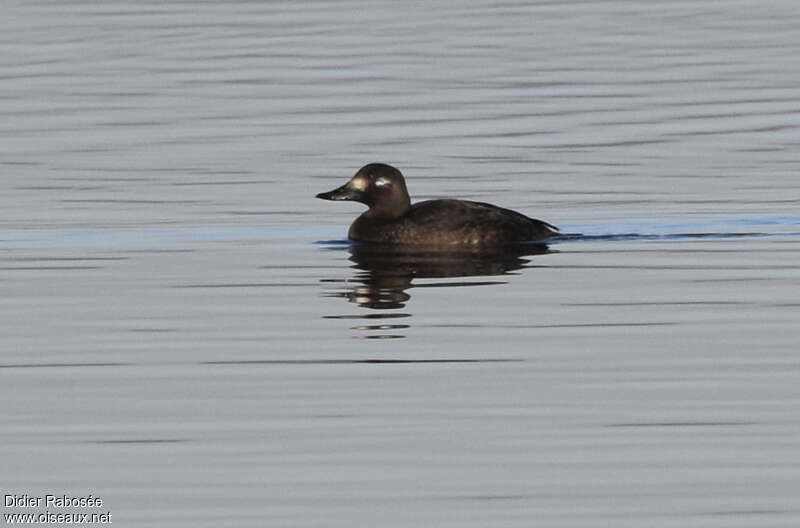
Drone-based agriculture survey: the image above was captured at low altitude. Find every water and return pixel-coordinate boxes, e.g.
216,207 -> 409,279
2,1 -> 800,526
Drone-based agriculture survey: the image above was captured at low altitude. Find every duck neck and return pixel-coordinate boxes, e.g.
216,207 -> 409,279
365,196 -> 411,220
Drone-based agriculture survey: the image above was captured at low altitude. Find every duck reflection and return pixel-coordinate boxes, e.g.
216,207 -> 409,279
322,243 -> 551,337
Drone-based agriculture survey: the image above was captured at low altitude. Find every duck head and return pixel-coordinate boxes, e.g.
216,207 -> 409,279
316,163 -> 412,219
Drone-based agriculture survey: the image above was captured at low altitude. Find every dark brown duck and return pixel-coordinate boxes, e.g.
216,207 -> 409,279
316,163 -> 559,247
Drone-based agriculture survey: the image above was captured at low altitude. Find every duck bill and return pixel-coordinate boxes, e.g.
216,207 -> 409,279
316,184 -> 360,201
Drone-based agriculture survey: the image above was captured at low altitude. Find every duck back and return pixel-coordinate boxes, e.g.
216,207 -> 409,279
349,199 -> 558,247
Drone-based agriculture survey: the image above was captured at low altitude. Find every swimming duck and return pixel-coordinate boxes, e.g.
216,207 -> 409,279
316,163 -> 558,247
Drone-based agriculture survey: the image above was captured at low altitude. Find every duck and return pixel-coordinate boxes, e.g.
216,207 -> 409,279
316,163 -> 559,247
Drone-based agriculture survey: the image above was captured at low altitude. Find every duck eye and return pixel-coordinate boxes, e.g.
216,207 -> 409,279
374,177 -> 391,187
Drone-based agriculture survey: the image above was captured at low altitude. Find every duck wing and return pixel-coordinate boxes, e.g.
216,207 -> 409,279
408,199 -> 558,243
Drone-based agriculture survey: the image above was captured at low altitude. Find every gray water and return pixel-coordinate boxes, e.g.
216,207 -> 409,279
3,1 -> 800,526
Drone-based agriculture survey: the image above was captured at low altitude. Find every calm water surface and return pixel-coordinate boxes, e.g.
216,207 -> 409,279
2,1 -> 800,526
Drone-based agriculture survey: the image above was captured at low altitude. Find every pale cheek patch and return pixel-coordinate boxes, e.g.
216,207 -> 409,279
349,176 -> 368,191
374,177 -> 391,187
